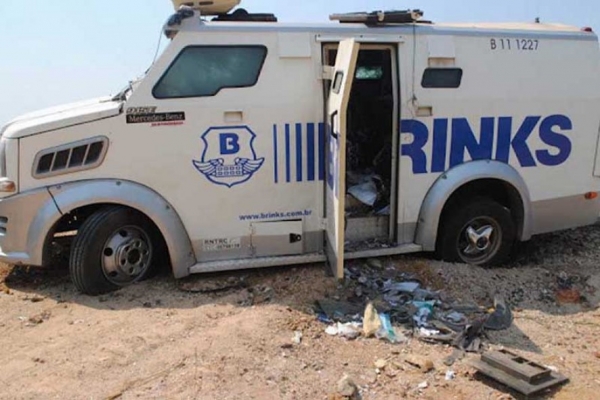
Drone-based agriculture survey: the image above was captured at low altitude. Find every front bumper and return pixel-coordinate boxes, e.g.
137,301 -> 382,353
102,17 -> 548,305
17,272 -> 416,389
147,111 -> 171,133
0,188 -> 59,266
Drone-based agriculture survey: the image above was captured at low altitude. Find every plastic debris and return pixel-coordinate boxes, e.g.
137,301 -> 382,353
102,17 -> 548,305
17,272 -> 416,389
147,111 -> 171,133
348,181 -> 378,206
384,281 -> 420,294
417,381 -> 429,390
317,312 -> 333,324
376,313 -> 403,343
484,295 -> 513,330
413,307 -> 432,327
418,327 -> 441,337
326,322 -> 362,340
363,302 -> 382,338
338,322 -> 362,340
325,325 -> 339,336
445,370 -> 456,381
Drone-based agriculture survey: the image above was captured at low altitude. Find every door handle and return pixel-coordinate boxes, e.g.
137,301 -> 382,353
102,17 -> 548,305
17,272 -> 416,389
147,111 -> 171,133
330,110 -> 339,140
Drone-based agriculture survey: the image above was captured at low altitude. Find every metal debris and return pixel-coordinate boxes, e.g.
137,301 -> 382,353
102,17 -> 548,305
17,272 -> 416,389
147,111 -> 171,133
470,349 -> 569,396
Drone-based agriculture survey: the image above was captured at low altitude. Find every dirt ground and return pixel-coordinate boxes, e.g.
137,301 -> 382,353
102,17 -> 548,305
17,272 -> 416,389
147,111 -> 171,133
1,226 -> 600,400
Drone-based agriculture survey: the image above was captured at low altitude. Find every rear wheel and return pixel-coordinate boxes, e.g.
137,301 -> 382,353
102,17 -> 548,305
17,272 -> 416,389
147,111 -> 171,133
70,206 -> 161,295
437,198 -> 516,266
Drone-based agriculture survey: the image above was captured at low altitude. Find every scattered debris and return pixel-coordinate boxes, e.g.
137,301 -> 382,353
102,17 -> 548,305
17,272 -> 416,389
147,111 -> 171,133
26,311 -> 51,326
376,313 -> 407,344
545,365 -> 559,373
556,288 -> 581,304
362,303 -> 381,338
417,381 -> 429,390
443,349 -> 465,366
325,322 -> 361,340
445,370 -> 456,381
336,374 -> 358,398
348,180 -> 378,207
326,325 -> 340,336
366,258 -> 383,270
484,295 -> 513,330
469,349 -> 569,396
404,355 -> 434,373
315,260 -> 513,355
338,323 -> 361,340
292,331 -> 303,345
318,300 -> 362,322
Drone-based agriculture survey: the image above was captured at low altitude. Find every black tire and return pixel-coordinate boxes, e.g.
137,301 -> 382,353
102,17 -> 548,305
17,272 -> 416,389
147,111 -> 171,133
437,198 -> 516,266
70,206 -> 163,295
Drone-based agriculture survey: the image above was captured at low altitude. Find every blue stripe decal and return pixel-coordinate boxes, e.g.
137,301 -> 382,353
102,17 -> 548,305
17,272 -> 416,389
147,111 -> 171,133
318,123 -> 325,181
285,124 -> 291,183
307,123 -> 316,181
273,124 -> 279,184
295,123 -> 303,182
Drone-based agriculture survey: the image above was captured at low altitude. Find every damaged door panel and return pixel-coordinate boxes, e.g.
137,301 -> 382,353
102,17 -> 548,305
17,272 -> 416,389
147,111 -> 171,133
325,38 -> 359,279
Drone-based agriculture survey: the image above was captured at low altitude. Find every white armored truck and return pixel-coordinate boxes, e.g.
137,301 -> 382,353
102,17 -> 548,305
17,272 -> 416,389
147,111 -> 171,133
1,1 -> 600,294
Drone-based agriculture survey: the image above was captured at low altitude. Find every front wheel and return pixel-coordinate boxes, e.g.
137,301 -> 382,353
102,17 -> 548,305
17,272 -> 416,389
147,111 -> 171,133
70,206 -> 162,295
437,198 -> 516,266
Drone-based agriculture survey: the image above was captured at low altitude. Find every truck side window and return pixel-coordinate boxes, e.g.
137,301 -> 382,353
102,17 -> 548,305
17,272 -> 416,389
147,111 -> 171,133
153,46 -> 268,99
421,68 -> 463,88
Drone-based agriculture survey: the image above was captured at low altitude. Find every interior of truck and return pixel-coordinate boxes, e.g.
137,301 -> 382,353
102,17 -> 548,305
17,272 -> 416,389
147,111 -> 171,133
325,45 -> 398,251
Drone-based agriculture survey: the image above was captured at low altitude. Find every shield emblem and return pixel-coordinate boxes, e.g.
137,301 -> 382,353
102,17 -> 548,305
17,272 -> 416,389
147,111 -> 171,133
193,126 -> 265,188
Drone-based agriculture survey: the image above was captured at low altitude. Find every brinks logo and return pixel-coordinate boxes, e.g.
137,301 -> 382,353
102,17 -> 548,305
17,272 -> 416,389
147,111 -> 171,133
400,115 -> 573,174
193,126 -> 265,188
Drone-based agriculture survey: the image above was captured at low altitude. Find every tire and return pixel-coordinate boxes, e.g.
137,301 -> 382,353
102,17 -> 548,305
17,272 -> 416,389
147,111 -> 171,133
437,198 -> 516,266
70,206 -> 163,295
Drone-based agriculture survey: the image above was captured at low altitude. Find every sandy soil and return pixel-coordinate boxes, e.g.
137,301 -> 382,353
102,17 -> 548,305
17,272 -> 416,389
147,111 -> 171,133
1,226 -> 600,400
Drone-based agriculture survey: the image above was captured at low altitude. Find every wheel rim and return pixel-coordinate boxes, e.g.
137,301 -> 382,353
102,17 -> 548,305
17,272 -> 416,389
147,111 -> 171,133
101,226 -> 153,286
457,216 -> 502,264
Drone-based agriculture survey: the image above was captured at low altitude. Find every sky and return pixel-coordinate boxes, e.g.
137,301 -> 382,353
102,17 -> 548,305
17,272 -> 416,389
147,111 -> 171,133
1,0 -> 598,125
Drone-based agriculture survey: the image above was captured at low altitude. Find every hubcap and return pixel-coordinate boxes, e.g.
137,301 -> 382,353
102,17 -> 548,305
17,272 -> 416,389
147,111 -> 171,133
458,217 -> 501,264
102,226 -> 152,286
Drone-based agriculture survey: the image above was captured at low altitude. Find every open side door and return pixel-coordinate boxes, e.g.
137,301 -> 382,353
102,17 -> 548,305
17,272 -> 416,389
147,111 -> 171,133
325,39 -> 359,279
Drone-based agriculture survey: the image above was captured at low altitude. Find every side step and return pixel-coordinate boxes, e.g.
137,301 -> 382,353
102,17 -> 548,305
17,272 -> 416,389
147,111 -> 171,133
190,254 -> 326,274
345,244 -> 422,260
189,244 -> 422,275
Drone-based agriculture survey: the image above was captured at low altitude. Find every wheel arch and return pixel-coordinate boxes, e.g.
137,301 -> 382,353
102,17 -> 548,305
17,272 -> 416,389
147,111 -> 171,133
415,160 -> 532,251
38,179 -> 195,279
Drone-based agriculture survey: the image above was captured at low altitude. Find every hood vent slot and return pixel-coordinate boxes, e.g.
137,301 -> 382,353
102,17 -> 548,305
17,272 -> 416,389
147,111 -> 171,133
34,136 -> 109,178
